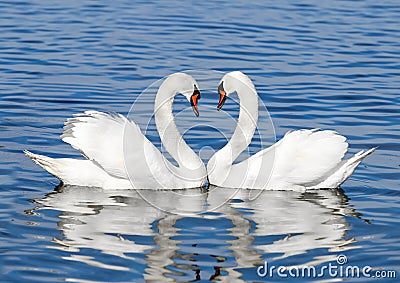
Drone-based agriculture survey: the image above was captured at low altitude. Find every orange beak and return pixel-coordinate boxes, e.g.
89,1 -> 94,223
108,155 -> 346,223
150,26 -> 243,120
190,85 -> 200,117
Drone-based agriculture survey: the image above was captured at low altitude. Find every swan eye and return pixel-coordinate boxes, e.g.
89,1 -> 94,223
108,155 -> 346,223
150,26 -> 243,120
218,81 -> 225,94
193,84 -> 201,98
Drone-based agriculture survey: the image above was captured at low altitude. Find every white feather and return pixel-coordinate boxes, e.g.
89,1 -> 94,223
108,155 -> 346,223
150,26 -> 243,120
25,73 -> 207,190
208,72 -> 376,190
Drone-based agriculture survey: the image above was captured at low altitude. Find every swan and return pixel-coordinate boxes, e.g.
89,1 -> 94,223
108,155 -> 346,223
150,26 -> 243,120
25,73 -> 207,190
207,71 -> 376,191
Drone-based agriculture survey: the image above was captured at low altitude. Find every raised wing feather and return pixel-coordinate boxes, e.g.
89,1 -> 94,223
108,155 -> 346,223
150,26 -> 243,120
61,111 -> 166,181
243,129 -> 348,187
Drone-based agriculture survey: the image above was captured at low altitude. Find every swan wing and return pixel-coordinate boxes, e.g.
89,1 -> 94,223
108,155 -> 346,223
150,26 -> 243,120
243,129 -> 348,187
61,111 -> 167,181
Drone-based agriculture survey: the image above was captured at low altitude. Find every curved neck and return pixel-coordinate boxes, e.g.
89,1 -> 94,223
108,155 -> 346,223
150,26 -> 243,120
154,77 -> 203,170
218,81 -> 259,164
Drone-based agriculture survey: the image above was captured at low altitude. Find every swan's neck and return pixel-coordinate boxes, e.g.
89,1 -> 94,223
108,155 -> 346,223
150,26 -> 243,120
154,81 -> 203,171
216,83 -> 259,165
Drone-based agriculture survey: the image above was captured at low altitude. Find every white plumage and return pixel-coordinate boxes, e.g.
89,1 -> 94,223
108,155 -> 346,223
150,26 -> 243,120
25,73 -> 207,190
208,71 -> 376,191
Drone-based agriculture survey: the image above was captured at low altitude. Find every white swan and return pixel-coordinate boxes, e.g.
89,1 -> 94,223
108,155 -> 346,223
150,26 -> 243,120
207,71 -> 376,191
25,73 -> 207,190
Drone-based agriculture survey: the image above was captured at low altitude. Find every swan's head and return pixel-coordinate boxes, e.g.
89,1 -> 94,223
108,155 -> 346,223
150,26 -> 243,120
168,73 -> 201,117
217,71 -> 255,110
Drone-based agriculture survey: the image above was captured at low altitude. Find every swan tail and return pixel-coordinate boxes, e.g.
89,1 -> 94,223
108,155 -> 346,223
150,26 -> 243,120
341,147 -> 377,177
313,147 -> 377,189
24,150 -> 64,179
24,150 -> 107,187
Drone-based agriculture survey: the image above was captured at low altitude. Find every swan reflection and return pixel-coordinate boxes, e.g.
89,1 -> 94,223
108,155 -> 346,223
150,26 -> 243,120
209,188 -> 363,273
31,186 -> 364,281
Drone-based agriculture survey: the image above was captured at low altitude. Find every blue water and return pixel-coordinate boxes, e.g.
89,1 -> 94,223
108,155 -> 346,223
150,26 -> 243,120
1,0 -> 399,282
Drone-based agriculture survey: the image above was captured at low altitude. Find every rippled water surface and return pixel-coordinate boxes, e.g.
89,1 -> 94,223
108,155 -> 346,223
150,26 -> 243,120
1,1 -> 399,282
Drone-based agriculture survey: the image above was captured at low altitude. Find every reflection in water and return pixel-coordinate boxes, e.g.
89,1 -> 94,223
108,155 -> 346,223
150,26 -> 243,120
31,186 -> 365,282
211,188 -> 363,271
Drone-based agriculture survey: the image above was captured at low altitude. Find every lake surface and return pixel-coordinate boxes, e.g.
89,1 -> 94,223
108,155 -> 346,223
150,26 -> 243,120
1,0 -> 399,282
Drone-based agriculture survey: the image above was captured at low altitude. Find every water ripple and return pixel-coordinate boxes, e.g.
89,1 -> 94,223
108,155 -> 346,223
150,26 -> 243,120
1,0 -> 399,282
